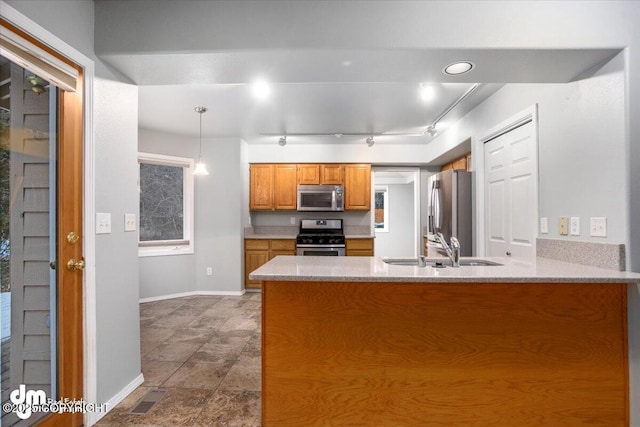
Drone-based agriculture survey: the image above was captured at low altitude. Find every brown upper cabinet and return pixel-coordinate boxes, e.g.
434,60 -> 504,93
441,154 -> 470,172
320,164 -> 344,184
297,164 -> 344,185
250,164 -> 297,210
344,164 -> 371,210
297,164 -> 320,184
273,164 -> 297,210
249,164 -> 274,210
251,163 -> 369,211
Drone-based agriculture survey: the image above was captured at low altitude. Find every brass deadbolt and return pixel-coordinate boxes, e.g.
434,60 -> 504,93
67,232 -> 80,244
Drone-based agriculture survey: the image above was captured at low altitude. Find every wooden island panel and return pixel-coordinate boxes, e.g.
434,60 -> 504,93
262,281 -> 628,426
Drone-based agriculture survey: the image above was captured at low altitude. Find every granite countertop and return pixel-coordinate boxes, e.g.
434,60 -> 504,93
249,255 -> 640,284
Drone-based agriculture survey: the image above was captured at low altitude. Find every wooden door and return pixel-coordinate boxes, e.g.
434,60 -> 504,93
1,50 -> 84,426
344,164 -> 371,210
484,121 -> 536,258
249,164 -> 274,210
297,164 -> 319,184
273,164 -> 297,210
320,164 -> 343,184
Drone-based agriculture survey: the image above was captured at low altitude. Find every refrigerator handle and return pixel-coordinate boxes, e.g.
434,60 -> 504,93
433,180 -> 442,233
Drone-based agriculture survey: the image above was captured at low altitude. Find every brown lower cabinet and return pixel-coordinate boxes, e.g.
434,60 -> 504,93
246,238 -> 374,288
244,239 -> 296,289
262,280 -> 628,425
346,238 -> 374,256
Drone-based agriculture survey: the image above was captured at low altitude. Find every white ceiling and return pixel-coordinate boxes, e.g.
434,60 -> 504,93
131,48 -> 618,144
93,1 -> 623,146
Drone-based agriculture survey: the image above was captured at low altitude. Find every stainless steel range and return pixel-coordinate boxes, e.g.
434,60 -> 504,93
296,219 -> 346,256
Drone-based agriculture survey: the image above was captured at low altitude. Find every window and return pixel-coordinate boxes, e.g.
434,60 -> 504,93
374,186 -> 389,232
138,152 -> 194,256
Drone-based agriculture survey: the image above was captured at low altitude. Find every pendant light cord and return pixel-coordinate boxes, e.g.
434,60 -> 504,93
199,110 -> 203,156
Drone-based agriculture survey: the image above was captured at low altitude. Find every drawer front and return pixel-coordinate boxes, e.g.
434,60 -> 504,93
270,239 -> 296,250
245,239 -> 270,250
346,238 -> 374,251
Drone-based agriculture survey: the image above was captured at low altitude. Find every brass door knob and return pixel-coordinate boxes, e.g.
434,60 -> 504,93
67,258 -> 85,272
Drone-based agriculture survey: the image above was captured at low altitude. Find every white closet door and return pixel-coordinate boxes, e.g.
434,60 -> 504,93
484,121 -> 537,258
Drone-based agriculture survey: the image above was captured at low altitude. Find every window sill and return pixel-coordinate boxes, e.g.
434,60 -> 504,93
138,244 -> 194,257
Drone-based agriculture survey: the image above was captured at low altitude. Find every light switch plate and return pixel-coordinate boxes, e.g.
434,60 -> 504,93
540,217 -> 548,234
590,217 -> 607,237
570,217 -> 580,236
96,212 -> 111,234
558,217 -> 569,236
124,213 -> 136,232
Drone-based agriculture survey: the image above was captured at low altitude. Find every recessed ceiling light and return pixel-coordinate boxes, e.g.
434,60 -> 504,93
419,84 -> 436,102
252,80 -> 271,100
443,61 -> 474,75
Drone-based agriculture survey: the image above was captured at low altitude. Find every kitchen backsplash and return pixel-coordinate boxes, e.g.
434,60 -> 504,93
536,237 -> 625,271
250,210 -> 371,228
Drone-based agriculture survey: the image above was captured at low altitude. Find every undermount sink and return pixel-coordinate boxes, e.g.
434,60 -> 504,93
382,258 -> 421,266
458,259 -> 503,266
382,258 -> 503,267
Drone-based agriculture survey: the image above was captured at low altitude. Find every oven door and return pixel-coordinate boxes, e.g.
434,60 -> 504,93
296,245 -> 346,256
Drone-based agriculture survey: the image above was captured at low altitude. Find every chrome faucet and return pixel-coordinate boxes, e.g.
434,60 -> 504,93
418,255 -> 427,267
436,232 -> 461,267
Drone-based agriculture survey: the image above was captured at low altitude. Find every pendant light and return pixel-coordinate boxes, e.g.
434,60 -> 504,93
193,106 -> 209,176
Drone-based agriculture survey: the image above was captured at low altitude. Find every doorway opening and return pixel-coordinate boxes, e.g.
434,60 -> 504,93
372,167 -> 421,258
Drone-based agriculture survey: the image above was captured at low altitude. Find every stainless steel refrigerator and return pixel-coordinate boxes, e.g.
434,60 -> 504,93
426,169 -> 472,256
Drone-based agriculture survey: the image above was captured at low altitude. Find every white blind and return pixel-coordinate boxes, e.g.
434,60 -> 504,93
0,23 -> 78,92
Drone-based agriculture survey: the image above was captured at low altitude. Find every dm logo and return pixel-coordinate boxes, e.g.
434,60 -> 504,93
10,384 -> 47,419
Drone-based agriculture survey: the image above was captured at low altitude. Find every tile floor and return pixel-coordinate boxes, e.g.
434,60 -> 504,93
96,293 -> 262,427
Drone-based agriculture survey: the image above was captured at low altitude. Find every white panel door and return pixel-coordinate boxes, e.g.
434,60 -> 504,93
484,121 -> 537,258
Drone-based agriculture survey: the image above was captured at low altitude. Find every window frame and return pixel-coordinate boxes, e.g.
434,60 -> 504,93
374,185 -> 389,233
138,152 -> 195,257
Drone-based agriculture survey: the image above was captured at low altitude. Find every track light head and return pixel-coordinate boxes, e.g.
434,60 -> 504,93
278,136 -> 287,146
366,136 -> 375,147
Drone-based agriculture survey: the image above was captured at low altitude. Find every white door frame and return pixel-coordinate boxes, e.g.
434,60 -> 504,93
371,166 -> 422,257
474,104 -> 539,257
0,2 -> 98,426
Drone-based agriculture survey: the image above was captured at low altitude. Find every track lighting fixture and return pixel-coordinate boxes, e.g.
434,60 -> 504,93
366,136 -> 375,147
193,106 -> 209,176
424,83 -> 480,139
425,125 -> 438,137
279,136 -> 287,146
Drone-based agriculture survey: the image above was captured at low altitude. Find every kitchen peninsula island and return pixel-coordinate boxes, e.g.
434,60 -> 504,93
250,256 -> 640,426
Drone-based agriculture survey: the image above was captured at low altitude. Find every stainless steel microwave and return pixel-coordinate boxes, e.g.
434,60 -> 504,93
297,185 -> 344,211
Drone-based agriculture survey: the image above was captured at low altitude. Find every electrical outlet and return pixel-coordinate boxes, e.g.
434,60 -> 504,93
96,212 -> 111,234
124,213 -> 136,232
558,216 -> 569,236
570,217 -> 580,236
206,267 -> 213,276
590,217 -> 607,237
290,216 -> 296,225
540,217 -> 548,234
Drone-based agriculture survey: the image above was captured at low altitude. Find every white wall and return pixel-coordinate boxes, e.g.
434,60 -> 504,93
93,79 -> 141,404
194,136 -> 244,294
248,140 -> 452,165
374,183 -> 415,258
433,52 -> 626,254
138,130 -> 245,298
